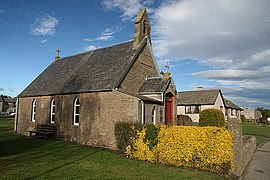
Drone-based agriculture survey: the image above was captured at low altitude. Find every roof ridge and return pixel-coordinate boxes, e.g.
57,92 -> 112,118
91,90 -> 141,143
58,40 -> 134,61
178,89 -> 220,93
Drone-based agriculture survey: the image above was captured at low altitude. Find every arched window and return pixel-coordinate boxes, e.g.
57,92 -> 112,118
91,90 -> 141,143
50,99 -> 55,124
151,106 -> 156,125
143,20 -> 147,34
73,97 -> 80,126
31,99 -> 36,122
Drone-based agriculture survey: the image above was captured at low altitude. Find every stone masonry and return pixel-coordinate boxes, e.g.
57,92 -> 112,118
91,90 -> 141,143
227,118 -> 256,176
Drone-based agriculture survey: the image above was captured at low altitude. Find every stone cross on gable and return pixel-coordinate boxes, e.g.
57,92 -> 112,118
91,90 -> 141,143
56,48 -> 61,56
165,63 -> 169,72
55,48 -> 61,60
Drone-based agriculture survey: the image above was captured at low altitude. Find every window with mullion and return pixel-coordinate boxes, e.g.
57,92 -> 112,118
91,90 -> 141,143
185,105 -> 200,114
51,99 -> 55,124
31,99 -> 36,122
73,98 -> 80,126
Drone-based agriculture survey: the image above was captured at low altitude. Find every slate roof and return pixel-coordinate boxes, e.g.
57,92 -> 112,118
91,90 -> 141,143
139,77 -> 170,93
224,98 -> 242,110
177,89 -> 221,105
19,41 -> 138,97
0,95 -> 16,103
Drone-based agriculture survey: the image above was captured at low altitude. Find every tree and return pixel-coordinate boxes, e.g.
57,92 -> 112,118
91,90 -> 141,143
256,108 -> 270,118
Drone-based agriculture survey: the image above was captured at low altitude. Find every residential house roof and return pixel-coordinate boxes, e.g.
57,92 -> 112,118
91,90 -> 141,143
139,77 -> 170,93
224,98 -> 242,110
0,95 -> 16,103
19,40 -> 143,97
177,89 -> 221,105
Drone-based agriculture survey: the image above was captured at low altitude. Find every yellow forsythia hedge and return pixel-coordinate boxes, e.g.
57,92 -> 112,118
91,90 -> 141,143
125,125 -> 233,174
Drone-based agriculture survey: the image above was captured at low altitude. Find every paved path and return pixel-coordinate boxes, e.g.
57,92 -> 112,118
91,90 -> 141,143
243,140 -> 270,180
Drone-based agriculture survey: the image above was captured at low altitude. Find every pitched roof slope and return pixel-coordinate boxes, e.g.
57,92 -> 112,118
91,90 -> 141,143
139,77 -> 170,93
224,98 -> 242,110
177,89 -> 221,105
19,41 -> 136,97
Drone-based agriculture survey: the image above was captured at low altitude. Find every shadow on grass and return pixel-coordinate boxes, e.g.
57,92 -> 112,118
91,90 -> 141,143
0,136 -> 49,158
24,150 -> 99,180
0,123 -> 49,158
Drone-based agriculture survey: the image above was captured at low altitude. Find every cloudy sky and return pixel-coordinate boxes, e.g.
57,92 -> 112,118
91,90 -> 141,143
0,0 -> 269,108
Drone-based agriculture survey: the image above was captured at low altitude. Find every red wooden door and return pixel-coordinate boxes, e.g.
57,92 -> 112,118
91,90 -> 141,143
165,95 -> 173,125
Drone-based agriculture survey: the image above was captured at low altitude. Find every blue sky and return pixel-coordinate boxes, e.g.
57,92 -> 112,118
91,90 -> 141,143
1,0 -> 270,109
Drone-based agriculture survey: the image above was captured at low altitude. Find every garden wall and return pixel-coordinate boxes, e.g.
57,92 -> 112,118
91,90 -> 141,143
227,118 -> 256,176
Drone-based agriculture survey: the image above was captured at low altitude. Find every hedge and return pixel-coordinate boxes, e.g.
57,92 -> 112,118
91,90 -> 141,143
199,108 -> 225,127
176,114 -> 193,126
124,125 -> 233,174
114,123 -> 159,153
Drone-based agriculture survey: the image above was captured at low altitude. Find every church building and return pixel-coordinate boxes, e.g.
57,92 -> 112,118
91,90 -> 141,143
15,9 -> 177,149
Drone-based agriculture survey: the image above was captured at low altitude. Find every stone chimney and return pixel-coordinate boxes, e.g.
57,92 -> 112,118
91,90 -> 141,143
133,8 -> 151,50
197,86 -> 203,91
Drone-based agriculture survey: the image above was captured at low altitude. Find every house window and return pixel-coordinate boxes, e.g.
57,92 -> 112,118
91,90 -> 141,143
50,99 -> 55,124
73,97 -> 80,126
225,109 -> 228,116
185,105 -> 200,114
220,106 -> 223,111
151,106 -> 156,125
31,99 -> 36,122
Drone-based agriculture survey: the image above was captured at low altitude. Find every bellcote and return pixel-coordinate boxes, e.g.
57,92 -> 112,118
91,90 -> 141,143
133,8 -> 151,50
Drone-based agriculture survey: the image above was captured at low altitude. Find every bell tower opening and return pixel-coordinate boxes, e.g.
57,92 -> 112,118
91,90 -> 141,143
133,8 -> 151,50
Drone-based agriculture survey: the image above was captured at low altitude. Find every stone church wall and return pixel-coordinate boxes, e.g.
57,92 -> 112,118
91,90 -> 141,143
16,91 -> 140,150
120,44 -> 159,94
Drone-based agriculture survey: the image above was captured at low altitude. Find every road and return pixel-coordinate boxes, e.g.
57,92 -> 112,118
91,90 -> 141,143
243,139 -> 270,180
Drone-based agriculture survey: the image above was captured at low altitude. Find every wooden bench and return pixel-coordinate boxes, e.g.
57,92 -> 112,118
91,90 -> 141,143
29,124 -> 55,140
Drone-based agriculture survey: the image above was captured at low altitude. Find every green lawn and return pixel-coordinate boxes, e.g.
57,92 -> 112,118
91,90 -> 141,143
0,119 -> 224,180
242,122 -> 270,145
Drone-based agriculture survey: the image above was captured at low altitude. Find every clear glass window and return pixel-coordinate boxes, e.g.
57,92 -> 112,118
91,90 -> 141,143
74,98 -> 80,126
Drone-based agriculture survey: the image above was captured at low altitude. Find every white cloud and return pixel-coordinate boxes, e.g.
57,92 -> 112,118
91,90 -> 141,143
101,26 -> 122,36
84,26 -> 122,42
83,45 -> 98,52
31,15 -> 59,36
96,35 -> 113,41
40,39 -> 47,44
102,0 -> 152,20
83,38 -> 94,42
152,0 -> 270,61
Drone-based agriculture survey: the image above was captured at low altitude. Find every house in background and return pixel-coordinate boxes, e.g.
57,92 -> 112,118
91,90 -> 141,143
177,88 -> 225,122
242,108 -> 261,121
0,95 -> 16,114
177,87 -> 242,122
224,98 -> 243,120
15,9 -> 177,150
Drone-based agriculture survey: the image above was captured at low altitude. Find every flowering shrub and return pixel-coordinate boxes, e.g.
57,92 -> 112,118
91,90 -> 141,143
125,125 -> 233,174
114,122 -> 142,153
126,127 -> 156,162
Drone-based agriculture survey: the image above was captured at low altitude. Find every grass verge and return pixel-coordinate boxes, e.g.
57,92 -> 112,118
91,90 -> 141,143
0,119 -> 225,180
242,122 -> 270,145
